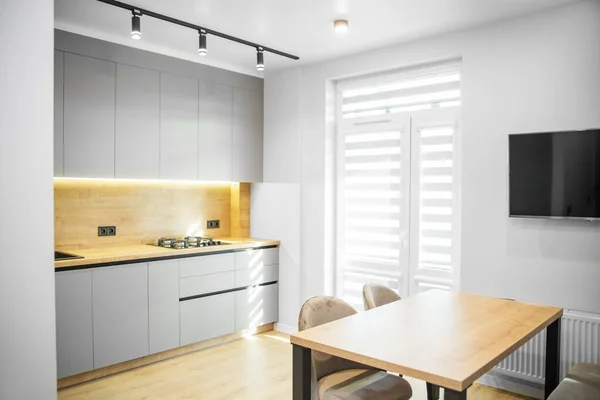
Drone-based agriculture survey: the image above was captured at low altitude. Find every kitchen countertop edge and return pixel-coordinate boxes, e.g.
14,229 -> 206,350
55,238 -> 280,271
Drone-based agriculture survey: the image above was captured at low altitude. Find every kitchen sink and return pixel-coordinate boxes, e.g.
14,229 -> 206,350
54,251 -> 84,261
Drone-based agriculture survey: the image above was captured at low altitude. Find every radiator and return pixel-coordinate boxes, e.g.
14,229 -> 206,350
493,310 -> 600,384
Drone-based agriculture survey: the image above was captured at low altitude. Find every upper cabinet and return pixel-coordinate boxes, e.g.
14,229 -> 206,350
63,53 -> 115,178
198,82 -> 233,181
115,64 -> 160,179
160,73 -> 199,180
233,88 -> 263,182
54,51 -> 64,177
54,50 -> 263,182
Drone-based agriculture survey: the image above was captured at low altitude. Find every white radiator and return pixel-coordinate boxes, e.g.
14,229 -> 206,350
493,310 -> 600,384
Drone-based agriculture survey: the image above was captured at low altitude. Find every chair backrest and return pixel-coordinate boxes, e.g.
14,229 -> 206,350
362,283 -> 401,310
298,296 -> 370,380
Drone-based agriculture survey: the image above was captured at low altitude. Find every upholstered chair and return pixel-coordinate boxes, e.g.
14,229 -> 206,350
548,363 -> 600,399
298,296 -> 413,400
362,284 -> 401,311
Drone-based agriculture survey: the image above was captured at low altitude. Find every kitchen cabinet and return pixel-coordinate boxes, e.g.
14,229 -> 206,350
92,263 -> 149,369
234,283 -> 279,331
63,53 -> 115,178
55,270 -> 94,379
148,260 -> 180,354
180,292 -> 235,346
115,64 -> 160,179
179,253 -> 234,278
234,247 -> 279,287
198,82 -> 233,181
160,73 -> 199,180
234,247 -> 279,270
179,271 -> 234,299
54,50 -> 64,176
232,88 -> 263,182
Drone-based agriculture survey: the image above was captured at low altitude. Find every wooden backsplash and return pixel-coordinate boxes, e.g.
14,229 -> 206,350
54,180 -> 250,249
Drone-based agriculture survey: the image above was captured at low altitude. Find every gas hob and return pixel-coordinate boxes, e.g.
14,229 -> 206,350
150,236 -> 228,250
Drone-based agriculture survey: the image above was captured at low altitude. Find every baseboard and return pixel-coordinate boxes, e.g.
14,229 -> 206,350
478,370 -> 544,400
274,322 -> 297,334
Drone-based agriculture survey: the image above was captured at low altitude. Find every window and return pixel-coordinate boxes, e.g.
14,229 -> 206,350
335,61 -> 461,309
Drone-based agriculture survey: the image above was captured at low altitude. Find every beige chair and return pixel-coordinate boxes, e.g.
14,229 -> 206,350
298,296 -> 413,400
548,363 -> 600,400
362,283 -> 401,311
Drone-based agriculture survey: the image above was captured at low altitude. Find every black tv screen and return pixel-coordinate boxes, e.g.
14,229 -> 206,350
509,129 -> 600,219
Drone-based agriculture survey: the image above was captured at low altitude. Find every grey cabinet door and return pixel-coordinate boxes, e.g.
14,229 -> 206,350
54,50 -> 64,177
63,53 -> 115,178
179,293 -> 234,346
55,270 -> 94,379
232,88 -> 263,182
234,283 -> 279,331
160,73 -> 199,180
198,82 -> 232,181
148,260 -> 180,354
92,263 -> 149,369
115,64 -> 160,179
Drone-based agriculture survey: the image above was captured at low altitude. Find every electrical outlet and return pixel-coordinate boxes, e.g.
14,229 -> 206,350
207,220 -> 220,229
98,226 -> 117,237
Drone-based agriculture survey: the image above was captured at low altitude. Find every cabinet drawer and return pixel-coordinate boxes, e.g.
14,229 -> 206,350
180,292 -> 234,346
234,247 -> 279,270
179,271 -> 234,299
179,253 -> 234,278
234,264 -> 279,288
234,283 -> 278,331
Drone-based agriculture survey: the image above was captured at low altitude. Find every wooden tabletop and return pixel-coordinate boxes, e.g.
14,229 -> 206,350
290,290 -> 562,391
54,238 -> 280,269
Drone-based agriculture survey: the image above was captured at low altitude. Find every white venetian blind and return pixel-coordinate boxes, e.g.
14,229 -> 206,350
337,60 -> 461,306
341,62 -> 461,120
417,126 -> 456,270
339,129 -> 403,309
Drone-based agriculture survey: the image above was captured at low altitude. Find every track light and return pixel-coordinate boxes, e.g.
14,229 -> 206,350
198,30 -> 207,56
131,10 -> 142,40
96,0 -> 299,68
256,48 -> 264,71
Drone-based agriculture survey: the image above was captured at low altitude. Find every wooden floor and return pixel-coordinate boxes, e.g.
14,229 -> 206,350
58,331 -> 533,400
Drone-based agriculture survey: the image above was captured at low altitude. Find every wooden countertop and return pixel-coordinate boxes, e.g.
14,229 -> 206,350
291,290 -> 563,392
55,238 -> 280,270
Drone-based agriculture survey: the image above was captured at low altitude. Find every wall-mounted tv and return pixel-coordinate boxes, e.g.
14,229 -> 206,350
509,129 -> 600,220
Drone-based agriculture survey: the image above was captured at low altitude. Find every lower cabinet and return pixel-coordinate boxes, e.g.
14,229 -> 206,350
92,263 -> 149,369
234,283 -> 279,331
55,248 -> 280,379
149,260 -> 180,354
180,292 -> 235,346
55,270 -> 94,379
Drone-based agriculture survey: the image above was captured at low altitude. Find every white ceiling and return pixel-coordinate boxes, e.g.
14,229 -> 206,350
55,0 -> 579,77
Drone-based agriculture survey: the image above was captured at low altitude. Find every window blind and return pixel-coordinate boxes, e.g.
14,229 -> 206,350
336,60 -> 461,307
417,126 -> 456,270
339,129 -> 403,309
340,62 -> 461,120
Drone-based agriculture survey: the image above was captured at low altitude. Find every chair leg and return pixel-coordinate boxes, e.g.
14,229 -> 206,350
427,383 -> 440,400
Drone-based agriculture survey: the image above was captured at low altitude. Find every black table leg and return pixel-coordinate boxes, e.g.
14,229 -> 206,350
444,388 -> 467,400
427,383 -> 440,400
293,344 -> 311,400
544,318 -> 561,400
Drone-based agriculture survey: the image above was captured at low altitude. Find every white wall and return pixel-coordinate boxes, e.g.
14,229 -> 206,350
261,0 -> 600,323
251,183 -> 301,332
0,1 -> 57,399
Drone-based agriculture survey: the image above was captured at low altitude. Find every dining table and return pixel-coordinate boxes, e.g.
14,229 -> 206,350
290,289 -> 563,400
